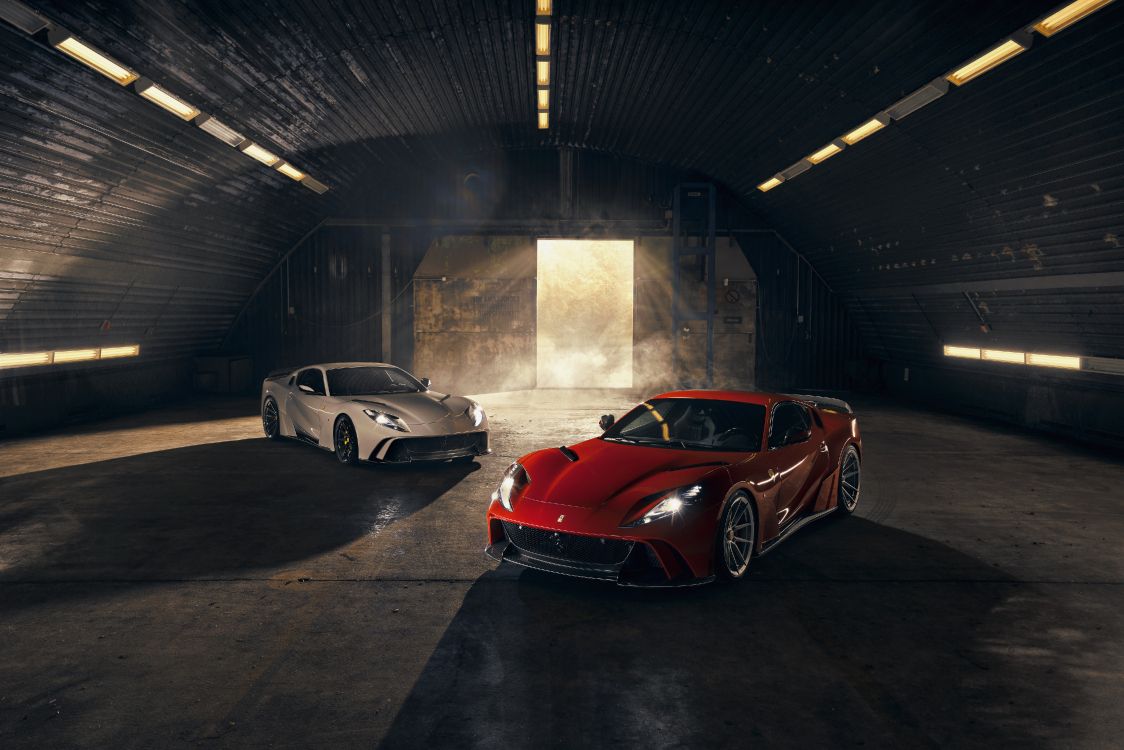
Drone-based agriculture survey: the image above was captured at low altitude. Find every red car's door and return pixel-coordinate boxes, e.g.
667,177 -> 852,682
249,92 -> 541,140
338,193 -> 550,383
765,401 -> 829,525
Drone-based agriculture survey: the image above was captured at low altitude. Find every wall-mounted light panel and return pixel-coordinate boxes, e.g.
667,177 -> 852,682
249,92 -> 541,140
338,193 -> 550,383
753,0 -> 1110,194
0,344 -> 140,370
0,0 -> 328,194
944,344 -> 1091,372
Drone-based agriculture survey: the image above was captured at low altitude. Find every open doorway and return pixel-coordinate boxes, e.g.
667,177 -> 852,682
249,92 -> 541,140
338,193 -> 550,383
537,239 -> 634,388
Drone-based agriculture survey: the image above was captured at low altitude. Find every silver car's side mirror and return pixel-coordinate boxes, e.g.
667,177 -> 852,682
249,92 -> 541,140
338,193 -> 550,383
298,384 -> 316,394
599,414 -> 615,430
420,377 -> 431,390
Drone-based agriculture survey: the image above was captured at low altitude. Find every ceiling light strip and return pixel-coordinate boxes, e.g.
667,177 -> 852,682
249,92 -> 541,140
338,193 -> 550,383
535,1 -> 551,130
753,0 -> 1110,193
0,1 -> 328,194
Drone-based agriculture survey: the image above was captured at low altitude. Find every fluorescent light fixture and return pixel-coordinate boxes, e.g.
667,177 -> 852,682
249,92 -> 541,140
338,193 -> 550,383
842,115 -> 888,145
195,115 -> 244,147
536,59 -> 550,86
48,29 -> 138,85
1034,0 -> 1114,36
537,88 -> 549,111
807,142 -> 843,165
886,78 -> 949,120
538,111 -> 549,129
0,351 -> 51,369
277,162 -> 305,180
947,38 -> 1029,86
1027,352 -> 1082,369
240,142 -> 280,166
757,176 -> 783,192
981,348 -> 1026,364
944,345 -> 981,359
54,348 -> 99,363
135,79 -> 199,120
780,159 -> 812,180
536,21 -> 551,55
536,0 -> 552,13
0,0 -> 49,34
301,175 -> 329,194
100,344 -> 140,359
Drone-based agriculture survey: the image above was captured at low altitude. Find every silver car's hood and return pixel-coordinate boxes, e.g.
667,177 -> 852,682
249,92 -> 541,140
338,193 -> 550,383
344,392 -> 471,425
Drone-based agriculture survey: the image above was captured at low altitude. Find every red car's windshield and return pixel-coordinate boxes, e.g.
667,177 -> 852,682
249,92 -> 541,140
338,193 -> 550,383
603,398 -> 766,452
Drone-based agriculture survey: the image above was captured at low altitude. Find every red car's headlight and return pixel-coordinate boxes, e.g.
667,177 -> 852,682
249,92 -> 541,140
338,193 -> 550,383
621,484 -> 704,527
491,462 -> 530,511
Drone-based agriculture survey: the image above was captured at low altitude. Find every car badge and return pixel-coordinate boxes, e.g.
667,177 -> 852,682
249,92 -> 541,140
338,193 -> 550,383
557,514 -> 566,523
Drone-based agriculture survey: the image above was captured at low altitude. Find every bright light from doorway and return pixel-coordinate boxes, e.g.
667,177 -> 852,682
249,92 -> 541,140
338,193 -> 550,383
537,239 -> 634,388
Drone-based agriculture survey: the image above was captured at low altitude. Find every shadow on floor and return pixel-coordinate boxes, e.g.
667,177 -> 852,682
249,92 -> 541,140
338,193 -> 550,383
0,437 -> 477,607
379,517 -> 1075,749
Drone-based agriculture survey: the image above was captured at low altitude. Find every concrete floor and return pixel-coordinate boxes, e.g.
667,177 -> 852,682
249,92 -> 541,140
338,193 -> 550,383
1,390 -> 1122,749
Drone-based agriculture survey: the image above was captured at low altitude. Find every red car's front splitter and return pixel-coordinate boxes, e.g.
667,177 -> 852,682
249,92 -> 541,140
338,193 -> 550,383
485,526 -> 716,588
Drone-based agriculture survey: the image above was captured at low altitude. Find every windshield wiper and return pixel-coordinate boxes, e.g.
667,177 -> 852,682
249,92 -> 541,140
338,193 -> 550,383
605,436 -> 696,449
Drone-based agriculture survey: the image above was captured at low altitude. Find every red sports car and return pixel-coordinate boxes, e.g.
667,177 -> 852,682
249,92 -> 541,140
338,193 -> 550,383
485,390 -> 862,586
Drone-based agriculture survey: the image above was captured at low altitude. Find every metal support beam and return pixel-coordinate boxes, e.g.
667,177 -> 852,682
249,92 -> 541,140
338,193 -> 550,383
381,230 -> 392,363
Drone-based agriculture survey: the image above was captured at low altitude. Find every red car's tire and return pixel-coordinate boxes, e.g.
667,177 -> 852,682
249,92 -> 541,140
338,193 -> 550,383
836,445 -> 861,515
715,492 -> 756,580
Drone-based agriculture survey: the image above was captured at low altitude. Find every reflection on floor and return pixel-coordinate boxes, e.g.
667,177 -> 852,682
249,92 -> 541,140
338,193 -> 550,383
0,390 -> 1122,748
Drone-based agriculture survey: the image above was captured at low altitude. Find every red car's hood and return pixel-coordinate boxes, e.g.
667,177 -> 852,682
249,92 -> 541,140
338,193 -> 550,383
520,438 -> 749,511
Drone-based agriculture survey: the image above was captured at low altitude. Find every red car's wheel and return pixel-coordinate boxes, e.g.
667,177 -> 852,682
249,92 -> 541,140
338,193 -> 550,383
716,493 -> 756,579
837,445 -> 861,514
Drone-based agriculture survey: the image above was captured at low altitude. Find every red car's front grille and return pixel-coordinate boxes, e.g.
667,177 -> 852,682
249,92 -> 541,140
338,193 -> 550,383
501,521 -> 634,566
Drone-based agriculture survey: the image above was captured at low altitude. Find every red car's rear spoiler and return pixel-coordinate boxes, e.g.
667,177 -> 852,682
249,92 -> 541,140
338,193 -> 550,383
784,393 -> 854,414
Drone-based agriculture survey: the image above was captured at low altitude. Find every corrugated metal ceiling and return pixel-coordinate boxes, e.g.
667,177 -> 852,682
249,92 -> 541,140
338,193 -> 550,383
1,0 -> 1120,373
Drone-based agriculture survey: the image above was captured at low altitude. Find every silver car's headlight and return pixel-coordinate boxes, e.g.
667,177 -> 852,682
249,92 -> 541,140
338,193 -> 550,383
621,485 -> 703,527
491,462 -> 530,511
466,401 -> 485,427
363,408 -> 410,432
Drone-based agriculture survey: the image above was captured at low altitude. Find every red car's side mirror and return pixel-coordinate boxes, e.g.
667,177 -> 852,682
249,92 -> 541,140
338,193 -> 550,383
599,414 -> 615,431
784,426 -> 812,446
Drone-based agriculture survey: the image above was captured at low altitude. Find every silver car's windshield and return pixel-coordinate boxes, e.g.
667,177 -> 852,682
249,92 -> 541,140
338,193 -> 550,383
326,366 -> 423,396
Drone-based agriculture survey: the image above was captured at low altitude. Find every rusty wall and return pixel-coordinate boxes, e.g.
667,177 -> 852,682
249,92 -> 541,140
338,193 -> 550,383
412,236 -> 536,395
634,237 -> 756,393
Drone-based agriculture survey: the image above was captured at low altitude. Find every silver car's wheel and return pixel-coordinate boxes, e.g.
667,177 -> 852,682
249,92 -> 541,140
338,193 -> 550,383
717,494 -> 755,579
838,446 -> 861,514
262,398 -> 281,440
334,416 -> 359,465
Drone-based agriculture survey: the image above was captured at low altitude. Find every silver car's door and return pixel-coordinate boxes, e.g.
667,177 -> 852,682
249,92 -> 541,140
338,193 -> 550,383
288,368 -> 329,442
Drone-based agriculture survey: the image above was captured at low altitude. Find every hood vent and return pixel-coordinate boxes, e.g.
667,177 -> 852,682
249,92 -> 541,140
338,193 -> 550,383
558,446 -> 579,462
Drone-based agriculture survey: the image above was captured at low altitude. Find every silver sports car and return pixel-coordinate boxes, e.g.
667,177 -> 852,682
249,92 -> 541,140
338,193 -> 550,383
260,362 -> 490,464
